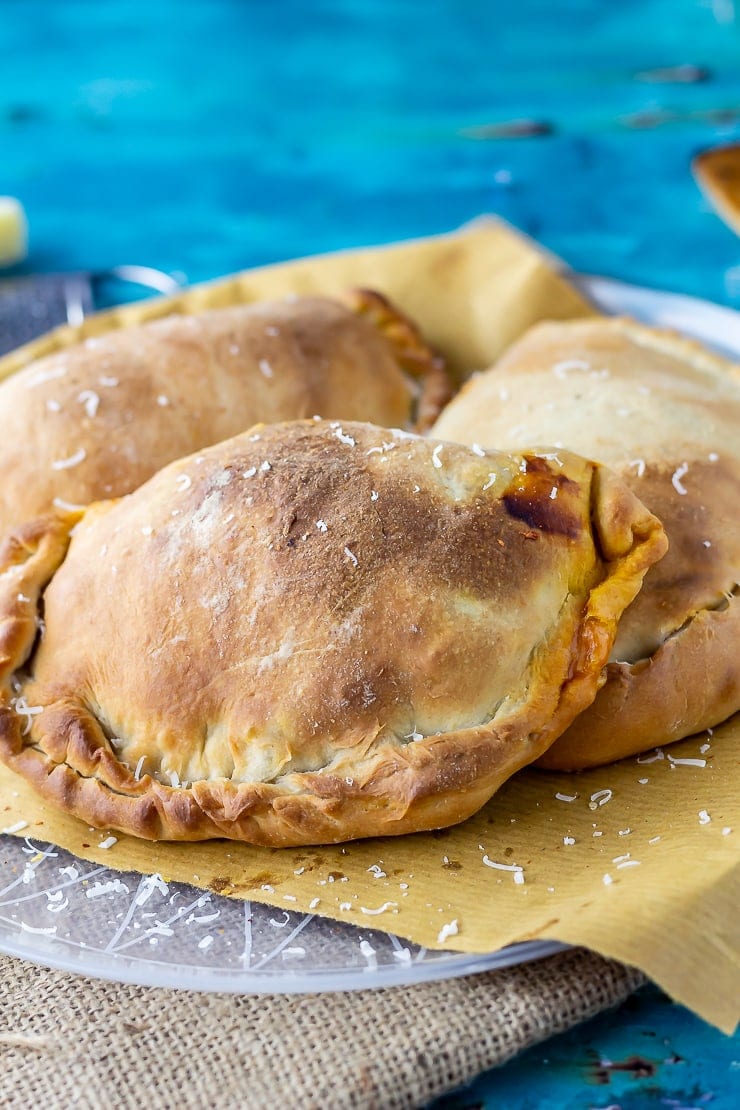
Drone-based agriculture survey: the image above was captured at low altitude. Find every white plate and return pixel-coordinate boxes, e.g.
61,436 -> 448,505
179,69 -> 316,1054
0,276 -> 737,994
570,273 -> 740,359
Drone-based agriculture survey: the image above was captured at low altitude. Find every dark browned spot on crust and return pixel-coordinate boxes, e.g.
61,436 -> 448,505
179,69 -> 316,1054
204,425 -> 579,616
503,454 -> 582,538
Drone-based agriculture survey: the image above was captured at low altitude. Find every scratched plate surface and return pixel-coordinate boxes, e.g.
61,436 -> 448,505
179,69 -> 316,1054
0,836 -> 566,991
0,277 -> 737,993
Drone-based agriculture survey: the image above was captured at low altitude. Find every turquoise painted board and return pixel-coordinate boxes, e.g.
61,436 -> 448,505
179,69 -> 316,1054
436,984 -> 739,1109
2,0 -> 740,303
0,1 -> 738,1106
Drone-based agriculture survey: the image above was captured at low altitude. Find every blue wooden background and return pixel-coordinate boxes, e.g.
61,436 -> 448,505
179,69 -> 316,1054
1,1 -> 739,1105
3,0 -> 740,305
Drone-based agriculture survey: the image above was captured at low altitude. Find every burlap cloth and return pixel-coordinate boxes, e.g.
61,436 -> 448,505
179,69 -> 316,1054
0,948 -> 644,1109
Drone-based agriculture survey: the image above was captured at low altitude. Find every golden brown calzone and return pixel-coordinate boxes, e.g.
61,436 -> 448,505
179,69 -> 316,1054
0,420 -> 664,845
432,317 -> 740,768
0,290 -> 448,537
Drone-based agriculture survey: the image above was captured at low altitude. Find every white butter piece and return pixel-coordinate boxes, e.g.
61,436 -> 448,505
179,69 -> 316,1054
0,197 -> 29,267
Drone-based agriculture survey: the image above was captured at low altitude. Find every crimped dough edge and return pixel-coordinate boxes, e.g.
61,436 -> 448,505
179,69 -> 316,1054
0,454 -> 666,846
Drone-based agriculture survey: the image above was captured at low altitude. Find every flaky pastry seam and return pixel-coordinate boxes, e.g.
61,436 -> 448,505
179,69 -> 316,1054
342,288 -> 453,431
0,465 -> 666,845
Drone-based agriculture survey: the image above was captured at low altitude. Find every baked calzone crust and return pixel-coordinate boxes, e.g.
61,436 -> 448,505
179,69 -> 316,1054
432,317 -> 740,768
0,290 -> 448,538
0,420 -> 665,845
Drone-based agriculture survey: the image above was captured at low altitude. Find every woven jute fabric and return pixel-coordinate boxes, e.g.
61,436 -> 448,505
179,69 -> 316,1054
0,948 -> 644,1109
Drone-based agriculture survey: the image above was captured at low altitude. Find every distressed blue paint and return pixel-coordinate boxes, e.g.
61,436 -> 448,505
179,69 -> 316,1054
1,0 -> 740,302
0,1 -> 738,1104
434,984 -> 740,1109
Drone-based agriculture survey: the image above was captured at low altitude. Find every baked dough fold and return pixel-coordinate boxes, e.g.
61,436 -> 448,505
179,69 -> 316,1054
432,317 -> 740,768
0,420 -> 665,844
0,290 -> 448,537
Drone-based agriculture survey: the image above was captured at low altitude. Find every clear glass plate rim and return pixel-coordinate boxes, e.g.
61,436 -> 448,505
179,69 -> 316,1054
0,919 -> 569,995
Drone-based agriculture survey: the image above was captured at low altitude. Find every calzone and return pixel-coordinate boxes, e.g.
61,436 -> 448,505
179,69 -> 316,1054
432,317 -> 740,768
0,290 -> 448,537
0,420 -> 665,845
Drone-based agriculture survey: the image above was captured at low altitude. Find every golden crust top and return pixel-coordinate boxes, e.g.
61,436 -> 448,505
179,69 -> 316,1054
0,420 -> 665,845
431,316 -> 740,767
0,293 -> 448,538
693,143 -> 740,236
